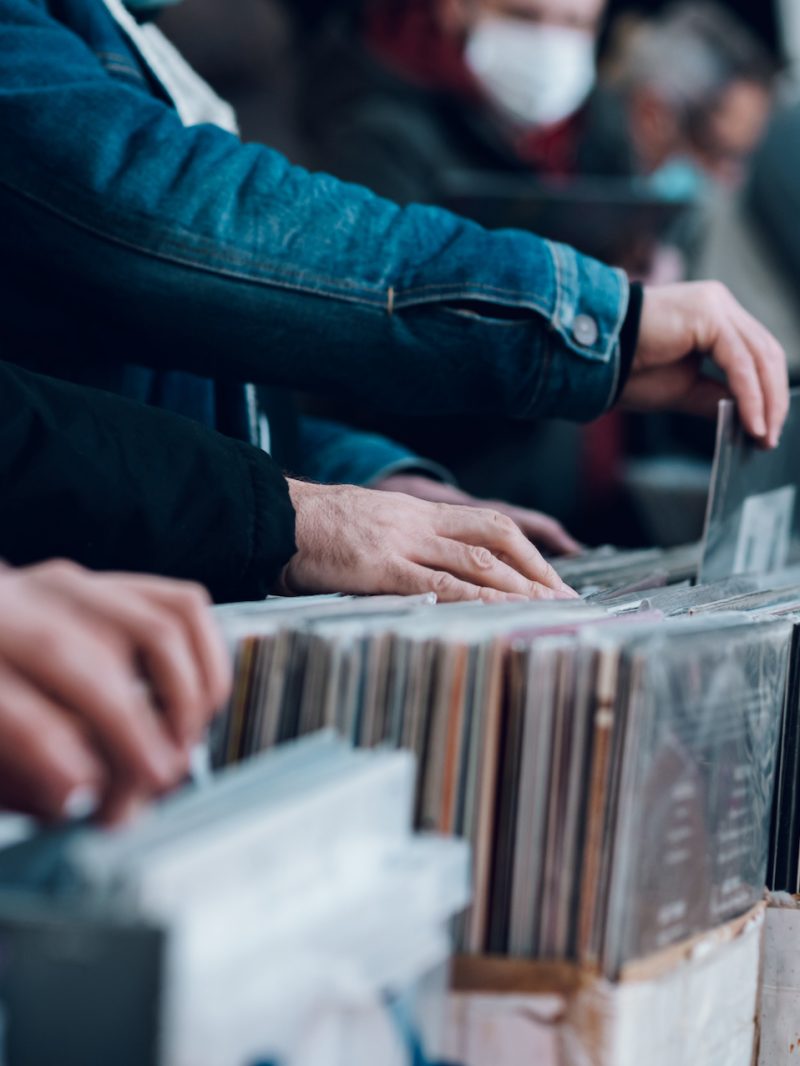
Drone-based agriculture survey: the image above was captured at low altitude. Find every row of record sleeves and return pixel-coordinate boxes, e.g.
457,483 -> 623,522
215,390 -> 800,978
215,565 -> 800,978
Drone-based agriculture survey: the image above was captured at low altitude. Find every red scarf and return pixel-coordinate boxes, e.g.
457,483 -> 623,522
513,112 -> 585,178
363,0 -> 481,98
363,1 -> 582,176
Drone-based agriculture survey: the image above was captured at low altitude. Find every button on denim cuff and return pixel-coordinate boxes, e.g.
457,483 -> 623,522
542,241 -> 629,421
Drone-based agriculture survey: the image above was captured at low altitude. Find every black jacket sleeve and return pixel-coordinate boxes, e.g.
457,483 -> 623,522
0,361 -> 296,603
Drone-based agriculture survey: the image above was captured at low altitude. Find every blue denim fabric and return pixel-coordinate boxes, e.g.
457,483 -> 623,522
296,417 -> 455,487
0,0 -> 630,447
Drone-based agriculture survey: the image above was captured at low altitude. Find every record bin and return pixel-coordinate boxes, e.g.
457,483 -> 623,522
758,893 -> 800,1066
442,902 -> 765,1066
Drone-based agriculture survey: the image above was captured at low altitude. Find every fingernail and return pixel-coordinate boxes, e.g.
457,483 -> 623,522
754,416 -> 767,438
152,744 -> 187,787
60,785 -> 101,822
559,583 -> 580,599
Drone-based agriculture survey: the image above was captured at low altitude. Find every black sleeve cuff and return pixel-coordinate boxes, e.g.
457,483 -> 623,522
235,442 -> 297,602
613,282 -> 644,405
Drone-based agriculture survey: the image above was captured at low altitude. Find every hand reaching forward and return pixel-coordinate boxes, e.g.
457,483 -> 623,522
372,474 -> 581,555
0,561 -> 230,824
623,282 -> 789,447
279,481 -> 578,602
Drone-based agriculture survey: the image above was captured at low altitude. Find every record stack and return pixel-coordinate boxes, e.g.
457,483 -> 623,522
217,392 -> 800,980
0,734 -> 469,1066
217,593 -> 792,977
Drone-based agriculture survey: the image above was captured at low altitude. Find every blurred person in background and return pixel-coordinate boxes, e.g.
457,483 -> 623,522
297,0 -> 609,204
295,1 -> 775,230
580,2 -> 780,522
748,99 -> 800,333
601,0 -> 781,60
744,0 -> 800,313
293,0 -> 616,535
581,2 -> 777,195
293,0 -> 777,540
669,0 -> 800,399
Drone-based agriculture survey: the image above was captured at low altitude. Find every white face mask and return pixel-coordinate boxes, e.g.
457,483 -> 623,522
465,17 -> 596,129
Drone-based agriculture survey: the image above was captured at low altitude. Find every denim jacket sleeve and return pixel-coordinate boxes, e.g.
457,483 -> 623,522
0,0 -> 629,423
294,416 -> 455,487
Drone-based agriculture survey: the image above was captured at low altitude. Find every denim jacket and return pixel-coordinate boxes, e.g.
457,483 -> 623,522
0,0 -> 630,464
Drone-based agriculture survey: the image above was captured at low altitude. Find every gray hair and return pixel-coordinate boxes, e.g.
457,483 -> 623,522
612,2 -> 776,119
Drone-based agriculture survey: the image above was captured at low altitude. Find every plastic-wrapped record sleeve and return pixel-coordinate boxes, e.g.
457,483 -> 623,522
164,835 -> 469,1066
601,615 -> 792,977
700,391 -> 800,582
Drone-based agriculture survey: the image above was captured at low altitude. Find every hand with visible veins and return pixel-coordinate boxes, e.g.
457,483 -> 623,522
279,480 -> 578,603
0,561 -> 230,825
372,475 -> 581,556
624,282 -> 789,448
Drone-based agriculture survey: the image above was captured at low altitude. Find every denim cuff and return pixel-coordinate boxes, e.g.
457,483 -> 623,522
292,416 -> 455,488
613,281 -> 644,405
541,241 -> 630,422
364,457 -> 457,488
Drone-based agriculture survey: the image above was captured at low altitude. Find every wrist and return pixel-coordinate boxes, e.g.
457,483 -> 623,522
275,480 -> 316,596
285,477 -> 312,506
614,282 -> 644,403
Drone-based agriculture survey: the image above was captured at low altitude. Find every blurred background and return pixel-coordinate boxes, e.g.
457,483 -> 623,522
157,0 -> 800,548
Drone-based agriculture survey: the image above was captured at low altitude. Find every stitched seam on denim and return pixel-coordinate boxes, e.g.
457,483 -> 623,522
550,242 -> 565,330
3,180 -> 564,315
439,309 -> 536,329
394,282 -> 551,304
3,179 -> 618,334
549,243 -> 628,364
104,65 -> 141,77
0,178 -> 383,299
602,269 -> 629,395
94,50 -> 144,78
590,267 -> 627,366
1,180 -> 388,307
3,175 -> 622,334
95,50 -> 137,63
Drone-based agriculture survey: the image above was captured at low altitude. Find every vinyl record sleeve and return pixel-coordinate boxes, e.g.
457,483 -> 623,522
768,622 -> 800,890
701,390 -> 800,582
538,642 -> 580,959
602,617 -> 791,976
508,641 -> 562,957
465,640 -> 505,953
